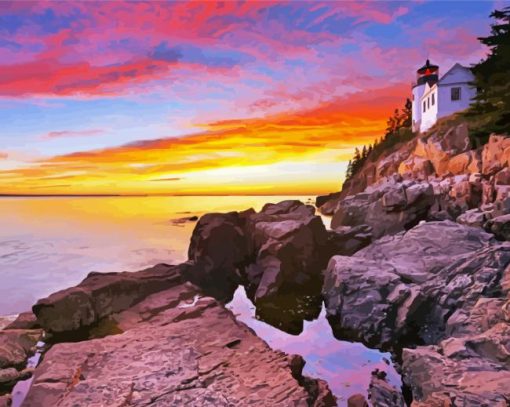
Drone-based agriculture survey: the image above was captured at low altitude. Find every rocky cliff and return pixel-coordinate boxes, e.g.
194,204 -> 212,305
315,121 -> 510,406
318,122 -> 510,239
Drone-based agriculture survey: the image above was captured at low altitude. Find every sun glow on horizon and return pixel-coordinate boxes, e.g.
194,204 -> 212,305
0,1 -> 492,195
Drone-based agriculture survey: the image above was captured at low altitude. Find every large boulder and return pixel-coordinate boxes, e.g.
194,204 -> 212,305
414,124 -> 471,176
403,323 -> 510,406
448,177 -> 482,210
456,208 -> 491,228
0,330 -> 42,370
331,181 -> 435,239
186,209 -> 254,300
485,213 -> 510,240
447,150 -> 482,175
24,282 -> 335,407
368,369 -> 405,407
398,156 -> 434,180
327,225 -> 372,256
33,263 -> 188,334
481,134 -> 510,176
323,220 -> 510,403
0,328 -> 42,394
187,200 -> 331,334
246,201 -> 328,300
315,191 -> 342,213
323,221 -> 502,348
244,201 -> 329,333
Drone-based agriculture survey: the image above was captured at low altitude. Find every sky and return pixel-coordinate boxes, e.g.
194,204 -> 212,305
0,0 -> 503,195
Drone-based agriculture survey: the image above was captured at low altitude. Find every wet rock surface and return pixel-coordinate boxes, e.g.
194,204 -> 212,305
0,330 -> 42,370
368,369 -> 405,407
24,277 -> 335,406
33,263 -> 188,335
188,200 -> 334,334
0,328 -> 42,396
323,219 -> 510,404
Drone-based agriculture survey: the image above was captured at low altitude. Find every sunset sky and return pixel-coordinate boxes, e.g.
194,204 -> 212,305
0,1 -> 500,195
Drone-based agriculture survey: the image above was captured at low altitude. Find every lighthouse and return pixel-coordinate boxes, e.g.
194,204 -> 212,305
411,59 -> 439,132
411,59 -> 476,133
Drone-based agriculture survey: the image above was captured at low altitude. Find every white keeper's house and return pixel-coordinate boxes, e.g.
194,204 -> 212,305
411,59 -> 476,133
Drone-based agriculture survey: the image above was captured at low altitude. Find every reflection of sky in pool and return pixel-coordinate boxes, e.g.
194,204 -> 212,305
1,195 -> 401,402
227,286 -> 402,402
0,195 -> 312,315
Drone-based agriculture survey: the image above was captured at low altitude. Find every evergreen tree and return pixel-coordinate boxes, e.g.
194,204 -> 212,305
467,6 -> 510,137
345,160 -> 353,180
352,147 -> 361,175
346,97 -> 416,180
402,98 -> 412,128
353,147 -> 361,163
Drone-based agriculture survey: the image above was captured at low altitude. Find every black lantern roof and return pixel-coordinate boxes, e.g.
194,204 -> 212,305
417,59 -> 439,75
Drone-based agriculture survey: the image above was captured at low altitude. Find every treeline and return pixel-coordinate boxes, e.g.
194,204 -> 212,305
464,6 -> 510,144
345,98 -> 414,181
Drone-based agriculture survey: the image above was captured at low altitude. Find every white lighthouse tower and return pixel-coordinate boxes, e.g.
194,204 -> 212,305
411,59 -> 439,132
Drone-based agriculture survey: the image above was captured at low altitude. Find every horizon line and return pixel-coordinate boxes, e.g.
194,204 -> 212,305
0,193 -> 321,198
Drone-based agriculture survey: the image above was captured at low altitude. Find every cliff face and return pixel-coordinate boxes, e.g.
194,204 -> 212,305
318,122 -> 510,221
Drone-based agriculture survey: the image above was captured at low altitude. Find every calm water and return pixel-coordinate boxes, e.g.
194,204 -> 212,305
0,195 -> 399,402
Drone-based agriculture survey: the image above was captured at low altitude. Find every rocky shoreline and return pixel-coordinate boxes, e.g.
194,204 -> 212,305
1,125 -> 510,406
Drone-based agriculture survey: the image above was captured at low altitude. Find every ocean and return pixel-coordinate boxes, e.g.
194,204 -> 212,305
0,195 -> 399,401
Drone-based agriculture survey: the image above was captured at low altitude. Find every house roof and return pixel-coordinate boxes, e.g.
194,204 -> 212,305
438,63 -> 473,85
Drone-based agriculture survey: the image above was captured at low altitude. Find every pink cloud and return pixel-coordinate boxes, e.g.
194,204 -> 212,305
41,129 -> 105,140
0,152 -> 8,160
309,1 -> 410,25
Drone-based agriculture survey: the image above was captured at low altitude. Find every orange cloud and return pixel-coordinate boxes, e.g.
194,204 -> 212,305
0,83 -> 407,195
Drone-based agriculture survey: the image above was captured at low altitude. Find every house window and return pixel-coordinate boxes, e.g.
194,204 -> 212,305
423,101 -> 426,112
432,93 -> 435,106
451,87 -> 461,101
427,97 -> 430,109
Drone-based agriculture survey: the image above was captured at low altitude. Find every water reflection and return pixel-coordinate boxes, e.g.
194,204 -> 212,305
227,286 -> 401,402
0,195 -> 309,314
0,195 -> 398,402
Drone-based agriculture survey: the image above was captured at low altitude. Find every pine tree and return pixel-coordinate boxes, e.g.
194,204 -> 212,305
352,147 -> 361,175
361,145 -> 368,160
394,108 -> 402,130
468,6 -> 510,137
353,147 -> 361,163
402,98 -> 412,128
345,160 -> 353,180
